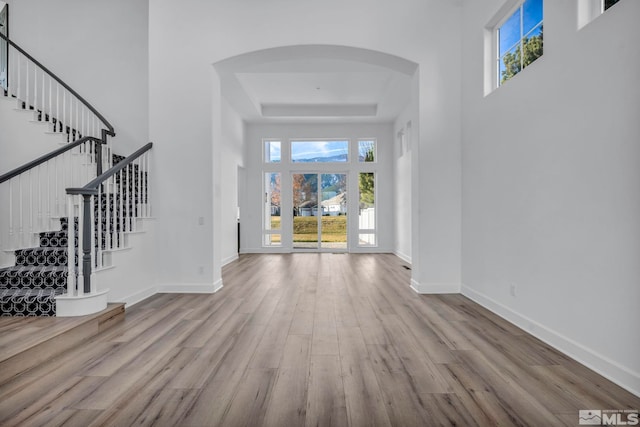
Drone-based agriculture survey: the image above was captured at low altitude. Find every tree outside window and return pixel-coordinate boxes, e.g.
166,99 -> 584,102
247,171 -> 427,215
498,0 -> 543,85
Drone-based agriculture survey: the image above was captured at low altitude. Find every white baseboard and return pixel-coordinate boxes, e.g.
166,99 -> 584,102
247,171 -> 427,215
222,254 -> 239,266
410,279 -> 460,294
240,247 -> 286,254
394,250 -> 412,265
461,284 -> 640,398
158,280 -> 223,294
119,286 -> 158,309
117,280 -> 224,309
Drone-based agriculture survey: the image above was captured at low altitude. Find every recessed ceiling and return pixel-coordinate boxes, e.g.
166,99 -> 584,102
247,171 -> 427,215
217,53 -> 413,124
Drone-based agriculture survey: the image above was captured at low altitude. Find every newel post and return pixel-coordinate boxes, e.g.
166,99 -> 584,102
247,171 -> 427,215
68,187 -> 97,294
80,193 -> 93,294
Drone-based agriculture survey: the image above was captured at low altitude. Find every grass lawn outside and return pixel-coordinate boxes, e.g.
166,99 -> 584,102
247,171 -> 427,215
270,216 -> 348,242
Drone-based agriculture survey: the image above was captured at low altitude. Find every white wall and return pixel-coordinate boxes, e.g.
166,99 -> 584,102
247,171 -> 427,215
461,0 -> 640,394
0,98 -> 69,172
6,0 -> 148,153
149,0 -> 463,292
243,122 -> 394,253
96,219 -> 157,306
393,105 -> 414,264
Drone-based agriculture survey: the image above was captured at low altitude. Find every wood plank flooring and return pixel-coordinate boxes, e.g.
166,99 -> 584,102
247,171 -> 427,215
0,253 -> 638,426
0,303 -> 124,385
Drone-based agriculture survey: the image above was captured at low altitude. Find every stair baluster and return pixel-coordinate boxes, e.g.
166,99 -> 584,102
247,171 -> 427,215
1,33 -> 155,317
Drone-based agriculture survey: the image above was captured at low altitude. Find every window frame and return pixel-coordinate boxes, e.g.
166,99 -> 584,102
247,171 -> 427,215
263,172 -> 282,247
495,0 -> 543,87
290,139 -> 350,164
357,171 -> 377,248
578,0 -> 623,29
357,139 -> 377,163
485,0 -> 543,94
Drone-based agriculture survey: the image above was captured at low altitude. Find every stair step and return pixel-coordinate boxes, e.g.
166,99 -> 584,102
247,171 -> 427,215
14,247 -> 68,267
39,231 -> 70,248
0,288 -> 64,317
0,265 -> 68,290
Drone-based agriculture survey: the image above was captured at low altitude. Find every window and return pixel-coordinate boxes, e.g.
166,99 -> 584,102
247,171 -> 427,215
263,172 -> 281,246
358,172 -> 376,246
604,0 -> 621,10
264,140 -> 281,163
291,140 -> 348,163
358,140 -> 376,162
497,0 -> 543,86
260,137 -> 381,250
578,0 -> 623,29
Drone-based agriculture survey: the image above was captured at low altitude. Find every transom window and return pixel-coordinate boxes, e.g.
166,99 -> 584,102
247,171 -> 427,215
291,140 -> 349,163
358,140 -> 376,163
497,0 -> 543,86
264,140 -> 281,163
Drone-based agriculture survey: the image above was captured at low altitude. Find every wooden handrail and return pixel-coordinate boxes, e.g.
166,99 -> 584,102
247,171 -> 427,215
0,136 -> 102,184
0,32 -> 115,136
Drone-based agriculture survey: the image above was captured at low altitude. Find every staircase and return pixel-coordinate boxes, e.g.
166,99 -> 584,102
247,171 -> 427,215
0,157 -> 146,316
0,218 -> 72,316
0,32 -> 153,317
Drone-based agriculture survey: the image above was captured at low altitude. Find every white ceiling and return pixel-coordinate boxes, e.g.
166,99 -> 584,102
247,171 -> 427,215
218,56 -> 413,124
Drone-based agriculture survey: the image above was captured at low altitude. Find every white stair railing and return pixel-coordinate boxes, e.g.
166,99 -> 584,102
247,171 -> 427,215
0,33 -> 116,270
0,138 -> 102,265
1,32 -> 114,147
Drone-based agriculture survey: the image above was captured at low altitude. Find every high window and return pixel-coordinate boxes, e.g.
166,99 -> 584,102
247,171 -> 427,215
604,0 -> 621,9
578,0 -> 623,29
497,0 -> 543,86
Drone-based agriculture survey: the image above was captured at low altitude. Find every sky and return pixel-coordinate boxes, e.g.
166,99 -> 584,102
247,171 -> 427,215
267,141 -> 281,162
499,0 -> 543,57
291,140 -> 349,162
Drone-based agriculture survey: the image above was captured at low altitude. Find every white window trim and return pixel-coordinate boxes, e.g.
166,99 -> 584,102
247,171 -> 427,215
577,0 -> 621,30
262,172 -> 282,247
290,138 -> 351,164
357,138 -> 378,164
484,0 -> 543,94
357,172 -> 377,248
263,139 -> 282,164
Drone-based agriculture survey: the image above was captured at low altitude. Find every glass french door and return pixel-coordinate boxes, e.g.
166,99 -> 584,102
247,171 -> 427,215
292,173 -> 347,250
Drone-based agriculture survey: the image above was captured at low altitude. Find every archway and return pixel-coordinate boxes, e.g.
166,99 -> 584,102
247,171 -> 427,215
210,44 -> 419,279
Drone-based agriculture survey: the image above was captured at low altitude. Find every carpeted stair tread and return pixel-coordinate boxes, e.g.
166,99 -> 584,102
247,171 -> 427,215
0,288 -> 64,316
0,265 -> 68,290
39,232 -> 70,248
15,247 -> 68,267
0,265 -> 68,275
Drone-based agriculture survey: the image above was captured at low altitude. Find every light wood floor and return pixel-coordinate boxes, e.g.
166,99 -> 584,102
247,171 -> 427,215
0,253 -> 638,426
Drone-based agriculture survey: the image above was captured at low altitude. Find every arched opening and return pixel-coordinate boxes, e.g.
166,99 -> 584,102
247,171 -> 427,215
211,45 -> 418,271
